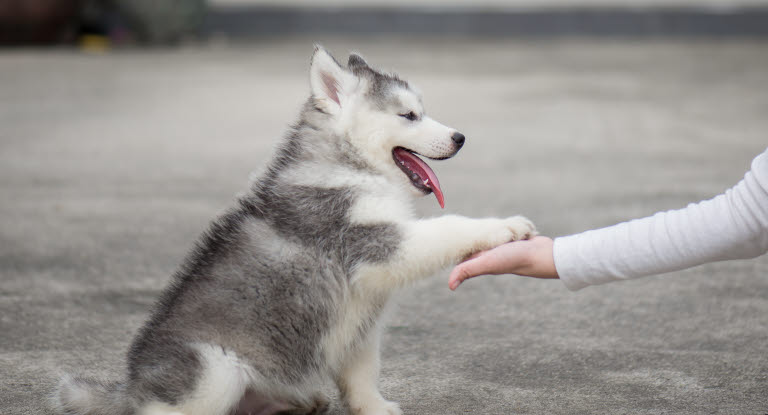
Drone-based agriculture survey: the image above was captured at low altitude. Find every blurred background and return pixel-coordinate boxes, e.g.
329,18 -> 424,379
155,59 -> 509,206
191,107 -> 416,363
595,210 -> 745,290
2,1 -> 768,415
2,0 -> 768,45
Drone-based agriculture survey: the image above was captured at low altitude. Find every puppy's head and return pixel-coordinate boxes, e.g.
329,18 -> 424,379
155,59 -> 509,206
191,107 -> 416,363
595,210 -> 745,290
309,46 -> 465,208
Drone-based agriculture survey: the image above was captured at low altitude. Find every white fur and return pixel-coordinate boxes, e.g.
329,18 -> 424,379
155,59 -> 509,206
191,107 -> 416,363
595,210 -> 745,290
308,49 -> 459,198
50,374 -> 98,414
137,344 -> 327,415
321,208 -> 535,414
310,46 -> 361,115
55,48 -> 536,415
300,48 -> 537,414
157,48 -> 534,415
337,328 -> 402,415
357,215 -> 535,291
137,345 -> 252,415
344,108 -> 459,198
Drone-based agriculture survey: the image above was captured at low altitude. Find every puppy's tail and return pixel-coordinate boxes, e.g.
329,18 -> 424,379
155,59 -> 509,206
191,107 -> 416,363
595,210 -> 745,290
51,374 -> 132,415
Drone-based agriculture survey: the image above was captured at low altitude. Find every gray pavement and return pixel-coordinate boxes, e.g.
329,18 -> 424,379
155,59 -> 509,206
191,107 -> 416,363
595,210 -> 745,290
1,38 -> 767,414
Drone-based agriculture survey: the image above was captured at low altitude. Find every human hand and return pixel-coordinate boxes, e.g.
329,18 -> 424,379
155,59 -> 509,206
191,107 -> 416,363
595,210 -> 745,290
448,236 -> 558,290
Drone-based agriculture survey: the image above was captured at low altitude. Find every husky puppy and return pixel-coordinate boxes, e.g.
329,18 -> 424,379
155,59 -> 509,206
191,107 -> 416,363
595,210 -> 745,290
53,47 -> 536,415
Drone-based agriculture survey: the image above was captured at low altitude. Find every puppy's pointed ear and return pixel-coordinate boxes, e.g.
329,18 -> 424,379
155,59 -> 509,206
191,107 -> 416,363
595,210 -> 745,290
310,46 -> 356,113
347,53 -> 369,70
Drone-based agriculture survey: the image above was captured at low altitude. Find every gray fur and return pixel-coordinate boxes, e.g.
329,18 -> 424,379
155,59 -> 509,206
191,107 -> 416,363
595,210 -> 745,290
346,53 -> 411,110
347,53 -> 367,68
54,49 -> 409,415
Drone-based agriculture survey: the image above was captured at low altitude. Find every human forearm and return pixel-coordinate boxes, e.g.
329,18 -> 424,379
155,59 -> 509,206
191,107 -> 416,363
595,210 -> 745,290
556,149 -> 768,290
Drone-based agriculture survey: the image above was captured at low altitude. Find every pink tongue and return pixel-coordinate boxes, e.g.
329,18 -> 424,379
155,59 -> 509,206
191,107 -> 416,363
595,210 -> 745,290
394,148 -> 445,208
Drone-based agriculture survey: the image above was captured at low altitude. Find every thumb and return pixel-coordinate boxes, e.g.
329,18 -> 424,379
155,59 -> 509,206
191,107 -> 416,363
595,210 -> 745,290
448,253 -> 496,291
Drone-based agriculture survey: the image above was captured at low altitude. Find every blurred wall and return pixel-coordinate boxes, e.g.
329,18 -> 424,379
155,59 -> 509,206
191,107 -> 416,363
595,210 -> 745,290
205,0 -> 768,38
210,0 -> 768,9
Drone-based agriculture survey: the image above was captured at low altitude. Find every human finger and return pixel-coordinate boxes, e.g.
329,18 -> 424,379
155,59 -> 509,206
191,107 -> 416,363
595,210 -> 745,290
449,252 -> 501,290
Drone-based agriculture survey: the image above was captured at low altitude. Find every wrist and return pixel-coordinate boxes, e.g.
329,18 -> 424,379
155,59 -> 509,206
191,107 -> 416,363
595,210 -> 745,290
528,236 -> 558,278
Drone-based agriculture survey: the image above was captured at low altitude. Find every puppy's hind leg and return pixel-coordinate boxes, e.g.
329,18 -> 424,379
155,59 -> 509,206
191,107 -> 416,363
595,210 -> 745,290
288,393 -> 332,415
136,343 -> 253,415
139,402 -> 187,415
183,345 -> 328,415
234,390 -> 330,415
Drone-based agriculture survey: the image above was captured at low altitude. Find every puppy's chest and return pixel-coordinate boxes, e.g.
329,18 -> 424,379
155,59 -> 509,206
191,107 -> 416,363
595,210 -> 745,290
322,290 -> 389,367
348,190 -> 413,225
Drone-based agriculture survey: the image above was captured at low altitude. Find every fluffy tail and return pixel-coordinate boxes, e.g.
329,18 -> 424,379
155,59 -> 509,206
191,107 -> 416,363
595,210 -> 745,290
51,374 -> 132,415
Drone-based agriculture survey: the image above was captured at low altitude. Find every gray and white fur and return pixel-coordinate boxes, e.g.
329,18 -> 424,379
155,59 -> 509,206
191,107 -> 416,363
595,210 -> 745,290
52,46 -> 536,415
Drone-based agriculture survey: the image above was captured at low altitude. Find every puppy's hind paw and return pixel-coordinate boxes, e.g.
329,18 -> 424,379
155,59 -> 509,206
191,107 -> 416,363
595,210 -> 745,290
278,393 -> 332,415
306,394 -> 332,415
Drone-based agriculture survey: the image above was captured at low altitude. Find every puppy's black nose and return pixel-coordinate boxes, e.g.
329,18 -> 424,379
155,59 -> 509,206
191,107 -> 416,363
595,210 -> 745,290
451,132 -> 465,147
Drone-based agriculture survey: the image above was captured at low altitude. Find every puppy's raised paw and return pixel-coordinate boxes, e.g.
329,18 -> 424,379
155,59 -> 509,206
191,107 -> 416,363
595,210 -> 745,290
504,215 -> 537,241
467,216 -> 538,257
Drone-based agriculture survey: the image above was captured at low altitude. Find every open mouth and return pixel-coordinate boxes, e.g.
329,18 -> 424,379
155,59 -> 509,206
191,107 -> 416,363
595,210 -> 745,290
392,147 -> 445,208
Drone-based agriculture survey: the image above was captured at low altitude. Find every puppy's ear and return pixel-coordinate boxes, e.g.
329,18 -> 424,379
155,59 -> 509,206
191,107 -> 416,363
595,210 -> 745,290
347,53 -> 369,70
310,45 -> 356,113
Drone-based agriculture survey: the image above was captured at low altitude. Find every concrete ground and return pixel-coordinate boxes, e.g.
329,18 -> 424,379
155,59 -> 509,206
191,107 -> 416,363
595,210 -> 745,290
1,38 -> 767,414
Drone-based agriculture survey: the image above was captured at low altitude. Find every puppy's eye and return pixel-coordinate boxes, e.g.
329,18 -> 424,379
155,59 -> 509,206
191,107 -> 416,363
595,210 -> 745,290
398,111 -> 418,122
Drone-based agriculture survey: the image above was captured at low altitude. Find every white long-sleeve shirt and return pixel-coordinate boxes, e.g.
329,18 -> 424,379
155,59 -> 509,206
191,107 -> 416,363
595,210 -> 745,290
554,148 -> 768,291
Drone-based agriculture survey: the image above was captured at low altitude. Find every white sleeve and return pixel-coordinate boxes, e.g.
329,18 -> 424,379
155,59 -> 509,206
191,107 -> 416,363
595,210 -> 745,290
554,148 -> 768,291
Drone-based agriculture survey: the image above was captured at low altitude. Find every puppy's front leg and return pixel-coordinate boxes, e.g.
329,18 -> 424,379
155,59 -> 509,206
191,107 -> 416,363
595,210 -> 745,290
356,215 -> 535,291
400,214 -> 536,281
336,328 -> 401,415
